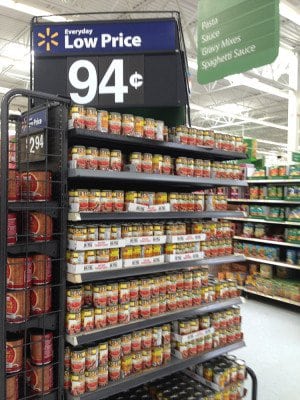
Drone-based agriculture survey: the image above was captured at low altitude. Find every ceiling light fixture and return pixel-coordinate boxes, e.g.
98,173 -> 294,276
0,0 -> 67,22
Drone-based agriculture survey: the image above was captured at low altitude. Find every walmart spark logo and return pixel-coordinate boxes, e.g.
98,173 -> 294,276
37,27 -> 59,52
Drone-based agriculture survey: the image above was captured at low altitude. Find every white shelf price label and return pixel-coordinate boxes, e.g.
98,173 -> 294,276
67,55 -> 144,106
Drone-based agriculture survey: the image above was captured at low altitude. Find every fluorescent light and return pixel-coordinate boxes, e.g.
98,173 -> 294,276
280,1 -> 300,26
215,103 -> 250,115
0,1 -> 67,21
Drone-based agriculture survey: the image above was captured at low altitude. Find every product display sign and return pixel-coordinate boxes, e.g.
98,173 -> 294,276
197,0 -> 280,84
32,18 -> 188,110
292,152 -> 300,163
19,108 -> 48,163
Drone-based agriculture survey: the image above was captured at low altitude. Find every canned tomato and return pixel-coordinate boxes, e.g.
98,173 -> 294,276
129,300 -> 139,320
110,150 -> 122,171
101,190 -> 113,213
97,110 -> 109,132
151,297 -> 159,316
106,283 -> 118,306
98,148 -> 110,171
81,308 -> 94,332
130,152 -> 142,173
152,154 -> 163,174
85,370 -> 98,392
132,351 -> 143,373
140,299 -> 151,319
30,285 -> 52,314
21,171 -> 52,201
29,212 -> 53,242
122,114 -> 134,136
69,105 -> 85,129
6,334 -> 23,373
176,157 -> 187,176
85,147 -> 98,170
66,312 -> 81,335
98,364 -> 108,387
106,306 -> 118,326
71,348 -> 85,374
98,342 -> 108,365
109,360 -> 121,381
162,155 -> 172,175
88,190 -> 100,212
85,250 -> 96,264
96,249 -> 110,263
67,286 -> 83,313
144,118 -> 156,139
6,290 -> 30,323
94,308 -> 106,329
131,331 -> 142,352
69,145 -> 86,169
85,345 -> 98,372
85,107 -> 97,130
8,170 -> 20,201
109,112 -> 121,134
70,374 -> 85,396
118,304 -> 130,324
7,256 -> 32,290
30,363 -> 53,394
7,213 -> 17,245
64,346 -> 71,369
93,285 -> 106,308
134,116 -> 144,137
152,346 -> 163,367
142,153 -> 153,174
30,330 -> 53,366
109,338 -> 121,361
156,120 -> 164,141
109,248 -> 120,262
121,354 -> 132,378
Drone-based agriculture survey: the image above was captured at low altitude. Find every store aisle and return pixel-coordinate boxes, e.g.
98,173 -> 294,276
234,298 -> 300,400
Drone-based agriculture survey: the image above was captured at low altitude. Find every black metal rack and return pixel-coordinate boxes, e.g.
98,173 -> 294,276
0,89 -> 69,399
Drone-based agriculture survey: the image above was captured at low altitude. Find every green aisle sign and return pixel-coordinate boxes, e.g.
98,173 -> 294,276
197,0 -> 279,84
292,152 -> 300,162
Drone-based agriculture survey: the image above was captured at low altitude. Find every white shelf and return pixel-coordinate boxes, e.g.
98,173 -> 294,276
228,199 -> 300,204
239,287 -> 300,306
226,217 -> 300,226
166,233 -> 206,243
245,257 -> 300,270
233,236 -> 300,248
247,178 -> 300,184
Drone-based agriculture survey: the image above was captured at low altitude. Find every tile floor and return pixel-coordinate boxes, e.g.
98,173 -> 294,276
233,297 -> 300,400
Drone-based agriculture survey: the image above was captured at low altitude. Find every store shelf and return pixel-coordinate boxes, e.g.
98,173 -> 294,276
66,297 -> 242,346
245,257 -> 300,270
8,201 -> 59,214
68,169 -> 247,188
228,199 -> 300,205
65,340 -> 245,400
68,129 -> 247,161
233,236 -> 300,248
247,178 -> 300,184
68,210 -> 246,222
7,240 -> 59,257
239,287 -> 300,306
6,312 -> 58,332
226,217 -> 300,226
67,254 -> 246,283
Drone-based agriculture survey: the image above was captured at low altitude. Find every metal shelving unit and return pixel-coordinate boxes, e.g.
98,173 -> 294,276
245,257 -> 300,270
66,341 -> 245,400
228,199 -> 300,205
66,297 -> 243,346
238,287 -> 300,307
247,179 -> 300,184
68,128 -> 248,161
0,89 -> 69,399
233,236 -> 300,248
68,168 -> 247,188
226,217 -> 300,226
68,210 -> 246,222
67,254 -> 246,283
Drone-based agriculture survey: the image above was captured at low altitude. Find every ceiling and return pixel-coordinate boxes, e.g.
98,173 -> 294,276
0,0 -> 299,155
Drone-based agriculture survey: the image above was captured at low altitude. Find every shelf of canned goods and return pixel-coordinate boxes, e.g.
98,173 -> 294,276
227,175 -> 300,308
64,102 -> 252,399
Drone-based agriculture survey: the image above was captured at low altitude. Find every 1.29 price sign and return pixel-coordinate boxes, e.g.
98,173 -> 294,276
67,55 -> 144,107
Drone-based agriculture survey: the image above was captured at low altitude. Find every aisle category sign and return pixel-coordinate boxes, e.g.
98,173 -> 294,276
197,0 -> 280,84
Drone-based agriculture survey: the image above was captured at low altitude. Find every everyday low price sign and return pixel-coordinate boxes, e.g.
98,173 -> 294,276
32,18 -> 188,110
197,0 -> 279,84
